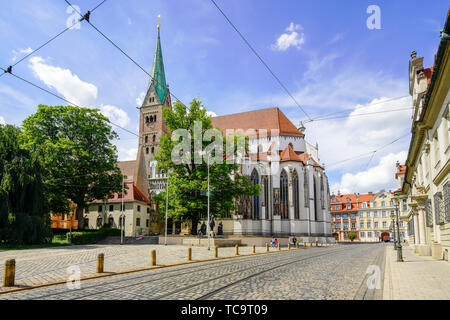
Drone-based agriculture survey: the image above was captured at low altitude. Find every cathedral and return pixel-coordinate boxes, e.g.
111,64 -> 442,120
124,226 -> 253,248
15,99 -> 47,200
85,23 -> 334,243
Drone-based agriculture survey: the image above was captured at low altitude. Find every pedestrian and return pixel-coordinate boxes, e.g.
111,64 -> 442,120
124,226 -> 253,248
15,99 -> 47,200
271,236 -> 275,248
275,238 -> 278,247
293,236 -> 297,246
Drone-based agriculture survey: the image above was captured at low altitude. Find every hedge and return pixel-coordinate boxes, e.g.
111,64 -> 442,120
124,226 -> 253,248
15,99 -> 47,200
68,227 -> 121,245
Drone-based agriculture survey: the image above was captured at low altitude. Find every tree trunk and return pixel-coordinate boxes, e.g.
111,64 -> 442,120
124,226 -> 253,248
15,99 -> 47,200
76,206 -> 85,229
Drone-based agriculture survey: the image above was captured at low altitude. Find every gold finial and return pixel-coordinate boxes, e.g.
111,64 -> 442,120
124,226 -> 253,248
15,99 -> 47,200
157,14 -> 160,30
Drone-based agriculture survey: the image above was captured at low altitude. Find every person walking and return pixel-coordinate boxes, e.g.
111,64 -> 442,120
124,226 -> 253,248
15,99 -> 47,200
271,236 -> 276,248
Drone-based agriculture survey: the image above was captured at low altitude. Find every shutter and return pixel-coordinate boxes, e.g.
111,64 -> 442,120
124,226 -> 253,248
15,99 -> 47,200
444,181 -> 450,222
425,199 -> 433,227
434,192 -> 442,225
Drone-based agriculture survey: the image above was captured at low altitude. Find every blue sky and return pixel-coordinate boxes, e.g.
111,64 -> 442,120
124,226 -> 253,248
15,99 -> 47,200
0,0 -> 448,194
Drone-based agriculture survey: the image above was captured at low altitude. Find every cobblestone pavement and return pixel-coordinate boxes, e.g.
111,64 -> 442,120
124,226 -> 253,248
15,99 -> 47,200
383,245 -> 450,300
0,243 -> 279,291
0,244 -> 385,300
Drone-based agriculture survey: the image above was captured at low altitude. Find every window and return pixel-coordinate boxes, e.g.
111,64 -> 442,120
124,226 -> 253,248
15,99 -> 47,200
332,198 -> 336,203
346,204 -> 351,210
350,213 -> 356,219
374,211 -> 378,218
109,205 -> 114,212
146,147 -> 149,154
367,222 -> 372,228
343,214 -> 348,219
151,147 -> 155,154
137,205 -> 141,212
335,205 -> 341,210
360,222 -> 364,228
390,200 -> 394,206
98,205 -> 102,213
367,232 -> 372,237
293,170 -> 299,219
118,192 -> 123,199
251,169 -> 260,220
362,202 -> 367,208
280,170 -> 289,219
367,212 -> 371,218
145,136 -> 148,143
303,170 -> 309,207
343,222 -> 348,229
360,232 -> 365,237
146,219 -> 149,227
336,223 -> 341,228
136,218 -> 141,226
351,222 -> 355,228
402,199 -> 407,211
373,202 -> 378,208
346,197 -> 351,202
374,222 -> 378,228
336,214 -> 341,219
120,204 -> 125,211
381,201 -> 386,207
383,221 -> 387,228
145,116 -> 149,123
382,211 -> 387,217
399,221 -> 404,227
153,135 -> 156,143
147,208 -> 150,214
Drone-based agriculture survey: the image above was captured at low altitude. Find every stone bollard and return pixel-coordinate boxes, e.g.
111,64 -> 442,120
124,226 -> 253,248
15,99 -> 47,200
316,241 -> 319,247
188,247 -> 192,261
296,242 -> 299,249
3,259 -> 15,287
304,242 -> 307,248
278,243 -> 281,251
235,245 -> 239,256
214,247 -> 218,258
288,243 -> 291,250
310,242 -> 313,247
151,249 -> 156,266
252,245 -> 256,254
97,253 -> 104,273
266,243 -> 269,252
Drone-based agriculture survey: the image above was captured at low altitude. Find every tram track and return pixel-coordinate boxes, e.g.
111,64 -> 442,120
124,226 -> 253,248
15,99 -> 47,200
58,246 -> 349,300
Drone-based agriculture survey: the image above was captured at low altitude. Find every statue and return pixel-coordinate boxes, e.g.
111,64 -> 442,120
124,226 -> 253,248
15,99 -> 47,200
209,215 -> 215,238
200,222 -> 207,236
217,222 -> 223,236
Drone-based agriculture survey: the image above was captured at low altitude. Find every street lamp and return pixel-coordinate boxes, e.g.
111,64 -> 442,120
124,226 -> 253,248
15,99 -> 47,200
392,195 -> 404,262
164,169 -> 170,246
200,150 -> 212,251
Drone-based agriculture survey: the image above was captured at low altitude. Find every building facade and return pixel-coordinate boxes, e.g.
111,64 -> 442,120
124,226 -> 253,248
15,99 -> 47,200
400,10 -> 450,261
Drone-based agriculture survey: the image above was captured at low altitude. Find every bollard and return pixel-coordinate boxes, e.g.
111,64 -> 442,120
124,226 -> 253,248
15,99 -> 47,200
278,243 -> 281,251
304,242 -> 307,248
188,247 -> 192,261
252,245 -> 256,254
214,246 -> 218,258
288,243 -> 291,250
296,242 -> 299,249
316,241 -> 319,247
97,253 -> 104,273
151,249 -> 156,266
310,242 -> 313,247
235,245 -> 239,256
266,243 -> 269,252
3,259 -> 15,287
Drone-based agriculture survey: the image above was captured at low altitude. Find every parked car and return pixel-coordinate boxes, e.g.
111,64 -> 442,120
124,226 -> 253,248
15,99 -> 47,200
383,237 -> 392,242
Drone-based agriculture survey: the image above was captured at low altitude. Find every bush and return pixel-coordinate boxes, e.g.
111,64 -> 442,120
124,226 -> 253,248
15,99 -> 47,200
348,232 -> 357,241
69,227 -> 121,245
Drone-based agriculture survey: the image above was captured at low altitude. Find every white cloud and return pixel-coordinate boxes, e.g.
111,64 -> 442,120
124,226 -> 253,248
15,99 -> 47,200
29,56 -> 98,107
332,151 -> 408,194
100,105 -> 130,128
118,146 -> 137,161
206,110 -> 217,117
11,47 -> 33,62
271,22 -> 305,51
136,91 -> 146,106
0,116 -> 5,125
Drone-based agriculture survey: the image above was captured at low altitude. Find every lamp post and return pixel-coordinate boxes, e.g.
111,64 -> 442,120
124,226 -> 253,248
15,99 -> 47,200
120,176 -> 125,245
392,195 -> 404,262
164,170 -> 169,246
200,150 -> 211,251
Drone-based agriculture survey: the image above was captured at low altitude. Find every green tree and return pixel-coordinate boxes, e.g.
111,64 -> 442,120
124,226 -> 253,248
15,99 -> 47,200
348,232 -> 357,242
21,105 -> 124,229
0,124 -> 51,245
153,99 -> 260,233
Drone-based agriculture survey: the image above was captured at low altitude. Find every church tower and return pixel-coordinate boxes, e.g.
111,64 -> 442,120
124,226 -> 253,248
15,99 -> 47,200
136,18 -> 171,199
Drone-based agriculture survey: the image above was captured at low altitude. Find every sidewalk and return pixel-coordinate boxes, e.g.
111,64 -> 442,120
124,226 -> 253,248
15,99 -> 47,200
383,245 -> 450,300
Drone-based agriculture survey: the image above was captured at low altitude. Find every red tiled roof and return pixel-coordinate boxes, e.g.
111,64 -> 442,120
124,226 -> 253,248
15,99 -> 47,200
424,67 -> 434,86
330,193 -> 375,212
211,107 -> 304,137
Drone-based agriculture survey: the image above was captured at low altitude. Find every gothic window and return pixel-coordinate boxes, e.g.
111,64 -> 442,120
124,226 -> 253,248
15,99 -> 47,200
263,176 -> 269,209
151,147 -> 155,154
251,169 -> 259,220
293,169 -> 299,219
321,176 -> 325,209
146,116 -> 149,123
313,177 -> 318,221
145,136 -> 148,143
304,170 -> 309,207
153,135 -> 156,143
280,170 -> 289,219
154,115 -> 157,122
146,147 -> 149,154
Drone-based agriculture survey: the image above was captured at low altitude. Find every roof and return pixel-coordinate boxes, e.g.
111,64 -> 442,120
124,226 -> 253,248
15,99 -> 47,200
330,193 -> 375,212
423,67 -> 434,86
211,107 -> 304,137
149,28 -> 168,104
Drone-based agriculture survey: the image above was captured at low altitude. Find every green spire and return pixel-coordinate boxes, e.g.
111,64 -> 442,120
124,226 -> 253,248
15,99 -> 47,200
150,26 -> 168,104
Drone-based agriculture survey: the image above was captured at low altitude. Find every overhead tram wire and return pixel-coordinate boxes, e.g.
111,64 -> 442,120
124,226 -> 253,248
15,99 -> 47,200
63,0 -> 188,110
305,107 -> 413,123
304,95 -> 411,123
209,0 -> 312,121
0,66 -> 140,138
0,0 -> 107,78
326,132 -> 410,168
